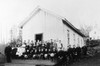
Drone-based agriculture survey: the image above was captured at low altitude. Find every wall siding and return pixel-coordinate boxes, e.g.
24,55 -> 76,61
63,23 -> 84,49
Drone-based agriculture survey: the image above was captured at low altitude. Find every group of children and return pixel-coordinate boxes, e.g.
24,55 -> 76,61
11,39 -> 63,60
5,39 -> 88,65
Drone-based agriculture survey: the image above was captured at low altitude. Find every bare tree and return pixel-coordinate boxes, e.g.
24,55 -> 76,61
80,24 -> 93,37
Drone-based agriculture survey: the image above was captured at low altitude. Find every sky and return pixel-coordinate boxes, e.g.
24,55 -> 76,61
0,0 -> 100,43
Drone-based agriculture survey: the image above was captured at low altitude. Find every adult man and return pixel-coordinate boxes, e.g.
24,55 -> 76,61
82,45 -> 87,56
5,44 -> 12,63
50,39 -> 54,50
76,45 -> 81,60
84,46 -> 87,55
53,40 -> 57,50
11,46 -> 17,59
47,40 -> 51,50
57,40 -> 63,51
67,45 -> 73,63
72,45 -> 77,61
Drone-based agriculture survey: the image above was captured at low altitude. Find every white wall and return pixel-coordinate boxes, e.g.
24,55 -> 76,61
43,11 -> 63,42
22,10 -> 44,41
63,23 -> 84,49
22,10 -> 63,43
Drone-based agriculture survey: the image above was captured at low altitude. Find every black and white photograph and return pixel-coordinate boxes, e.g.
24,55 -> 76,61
0,0 -> 100,66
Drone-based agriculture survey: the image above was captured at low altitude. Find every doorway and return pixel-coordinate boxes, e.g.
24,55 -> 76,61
35,33 -> 43,42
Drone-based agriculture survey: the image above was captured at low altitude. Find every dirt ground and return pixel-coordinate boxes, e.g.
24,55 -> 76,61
5,59 -> 55,66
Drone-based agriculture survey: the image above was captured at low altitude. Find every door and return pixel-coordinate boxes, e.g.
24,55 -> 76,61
35,33 -> 43,42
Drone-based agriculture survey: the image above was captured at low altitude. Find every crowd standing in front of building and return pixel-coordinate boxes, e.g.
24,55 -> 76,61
4,39 -> 88,65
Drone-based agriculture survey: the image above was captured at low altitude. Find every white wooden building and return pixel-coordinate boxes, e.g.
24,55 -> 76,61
89,27 -> 100,40
19,6 -> 85,49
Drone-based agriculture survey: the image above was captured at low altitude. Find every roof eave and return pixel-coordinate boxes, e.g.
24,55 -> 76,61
62,19 -> 86,37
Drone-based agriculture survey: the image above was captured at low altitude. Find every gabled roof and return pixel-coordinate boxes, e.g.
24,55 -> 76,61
19,6 -> 85,37
19,6 -> 65,28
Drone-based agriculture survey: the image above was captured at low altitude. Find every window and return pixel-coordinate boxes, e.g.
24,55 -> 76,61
78,37 -> 79,44
73,34 -> 75,44
67,30 -> 70,45
81,39 -> 82,45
